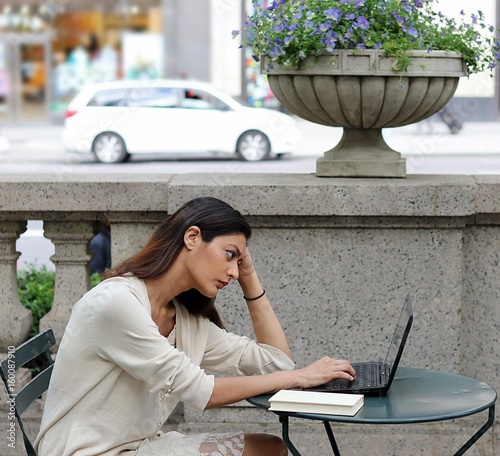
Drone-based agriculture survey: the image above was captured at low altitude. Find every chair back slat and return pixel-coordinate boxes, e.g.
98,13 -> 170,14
8,330 -> 55,370
15,365 -> 54,415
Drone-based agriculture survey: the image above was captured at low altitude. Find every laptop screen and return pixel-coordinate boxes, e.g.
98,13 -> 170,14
383,294 -> 413,371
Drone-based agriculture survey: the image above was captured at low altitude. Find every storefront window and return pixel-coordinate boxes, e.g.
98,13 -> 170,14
0,0 -> 162,122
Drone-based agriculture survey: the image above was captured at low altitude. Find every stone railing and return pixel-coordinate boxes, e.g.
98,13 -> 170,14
1,173 -> 499,455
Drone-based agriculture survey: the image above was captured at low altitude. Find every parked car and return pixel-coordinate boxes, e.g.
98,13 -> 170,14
62,79 -> 301,163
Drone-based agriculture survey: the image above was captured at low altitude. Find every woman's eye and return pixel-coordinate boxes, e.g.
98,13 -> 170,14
226,251 -> 235,260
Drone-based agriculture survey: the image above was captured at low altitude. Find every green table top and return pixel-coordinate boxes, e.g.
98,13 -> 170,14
247,367 -> 497,424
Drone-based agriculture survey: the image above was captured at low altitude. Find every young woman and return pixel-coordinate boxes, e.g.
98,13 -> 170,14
35,196 -> 355,456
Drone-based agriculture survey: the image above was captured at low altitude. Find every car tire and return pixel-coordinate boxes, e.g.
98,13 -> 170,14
236,130 -> 271,161
92,132 -> 129,164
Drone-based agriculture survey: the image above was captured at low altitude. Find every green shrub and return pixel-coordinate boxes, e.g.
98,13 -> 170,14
17,262 -> 102,337
17,263 -> 55,337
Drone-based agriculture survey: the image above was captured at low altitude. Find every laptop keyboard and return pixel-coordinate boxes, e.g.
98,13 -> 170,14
320,362 -> 381,390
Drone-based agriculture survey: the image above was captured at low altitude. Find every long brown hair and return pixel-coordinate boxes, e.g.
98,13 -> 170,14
104,197 -> 252,328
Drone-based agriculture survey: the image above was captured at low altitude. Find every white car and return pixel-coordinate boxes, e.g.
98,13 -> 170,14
62,79 -> 301,163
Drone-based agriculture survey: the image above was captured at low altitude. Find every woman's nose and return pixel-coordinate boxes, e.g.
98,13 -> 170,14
228,263 -> 239,280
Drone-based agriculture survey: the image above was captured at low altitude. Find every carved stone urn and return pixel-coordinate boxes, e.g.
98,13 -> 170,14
262,50 -> 467,177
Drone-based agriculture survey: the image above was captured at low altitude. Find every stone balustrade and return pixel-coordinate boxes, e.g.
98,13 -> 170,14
1,173 -> 499,455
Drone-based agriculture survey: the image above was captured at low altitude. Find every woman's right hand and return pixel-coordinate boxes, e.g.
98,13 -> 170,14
293,357 -> 356,389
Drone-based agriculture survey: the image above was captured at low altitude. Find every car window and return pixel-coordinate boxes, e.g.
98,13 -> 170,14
127,87 -> 179,108
87,89 -> 129,107
180,89 -> 230,110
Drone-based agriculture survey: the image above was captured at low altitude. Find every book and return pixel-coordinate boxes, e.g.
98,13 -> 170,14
268,389 -> 364,416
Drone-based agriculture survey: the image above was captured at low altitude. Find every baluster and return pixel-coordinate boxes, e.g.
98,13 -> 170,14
0,221 -> 32,352
40,221 -> 96,345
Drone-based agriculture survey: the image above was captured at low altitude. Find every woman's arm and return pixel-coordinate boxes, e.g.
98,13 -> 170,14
206,356 -> 355,409
237,248 -> 291,357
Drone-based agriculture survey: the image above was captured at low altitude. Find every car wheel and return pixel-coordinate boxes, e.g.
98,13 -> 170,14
92,132 -> 129,164
236,130 -> 271,161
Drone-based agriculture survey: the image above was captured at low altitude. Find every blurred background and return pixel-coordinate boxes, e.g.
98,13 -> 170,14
0,0 -> 498,127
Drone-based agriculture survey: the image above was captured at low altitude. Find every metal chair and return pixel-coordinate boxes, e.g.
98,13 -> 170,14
1,329 -> 56,456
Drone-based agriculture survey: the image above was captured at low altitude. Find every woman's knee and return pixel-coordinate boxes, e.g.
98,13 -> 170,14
244,433 -> 288,456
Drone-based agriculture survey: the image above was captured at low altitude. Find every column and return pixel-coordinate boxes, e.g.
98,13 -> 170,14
40,221 -> 95,345
0,221 -> 32,352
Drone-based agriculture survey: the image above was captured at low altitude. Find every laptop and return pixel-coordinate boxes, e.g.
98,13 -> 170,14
304,293 -> 413,396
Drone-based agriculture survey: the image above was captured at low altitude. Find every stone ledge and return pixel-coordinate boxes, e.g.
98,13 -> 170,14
0,173 -> 492,217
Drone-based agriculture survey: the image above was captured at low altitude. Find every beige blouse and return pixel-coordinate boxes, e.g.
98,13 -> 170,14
35,276 -> 295,456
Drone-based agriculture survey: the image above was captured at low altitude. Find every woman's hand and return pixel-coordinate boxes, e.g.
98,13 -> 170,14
293,357 -> 356,389
237,247 -> 256,280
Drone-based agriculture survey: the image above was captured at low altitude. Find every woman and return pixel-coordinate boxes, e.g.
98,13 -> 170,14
35,197 -> 355,456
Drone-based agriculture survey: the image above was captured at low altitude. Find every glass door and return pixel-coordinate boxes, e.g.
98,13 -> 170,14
0,33 -> 52,123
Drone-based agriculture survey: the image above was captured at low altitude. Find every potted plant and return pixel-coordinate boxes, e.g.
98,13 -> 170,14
234,0 -> 500,177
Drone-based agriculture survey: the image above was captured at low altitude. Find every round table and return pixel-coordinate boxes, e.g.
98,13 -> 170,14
247,367 -> 497,455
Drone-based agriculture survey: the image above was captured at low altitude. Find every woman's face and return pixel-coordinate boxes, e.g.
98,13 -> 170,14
187,231 -> 247,298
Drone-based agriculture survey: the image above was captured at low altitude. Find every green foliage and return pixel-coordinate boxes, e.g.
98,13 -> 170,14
17,263 -> 55,337
17,262 -> 102,336
237,0 -> 500,74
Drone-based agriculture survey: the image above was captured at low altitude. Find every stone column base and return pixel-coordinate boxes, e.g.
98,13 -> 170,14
316,128 -> 406,178
317,155 -> 406,178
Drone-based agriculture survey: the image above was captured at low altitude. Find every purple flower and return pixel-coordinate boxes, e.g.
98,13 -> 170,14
373,42 -> 383,50
274,22 -> 285,33
325,38 -> 337,53
304,20 -> 315,30
284,35 -> 295,45
324,8 -> 342,22
346,13 -> 355,20
355,16 -> 370,30
320,22 -> 332,32
357,43 -> 366,51
406,26 -> 419,38
395,16 -> 405,26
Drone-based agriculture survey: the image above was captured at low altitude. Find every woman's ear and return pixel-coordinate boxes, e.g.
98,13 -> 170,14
184,226 -> 201,250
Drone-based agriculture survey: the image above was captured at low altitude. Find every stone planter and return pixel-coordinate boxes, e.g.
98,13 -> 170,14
262,50 -> 467,177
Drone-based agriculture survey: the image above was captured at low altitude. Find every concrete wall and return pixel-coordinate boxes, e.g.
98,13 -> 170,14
0,173 -> 498,455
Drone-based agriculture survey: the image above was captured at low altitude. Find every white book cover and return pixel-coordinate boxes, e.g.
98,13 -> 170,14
269,389 -> 364,416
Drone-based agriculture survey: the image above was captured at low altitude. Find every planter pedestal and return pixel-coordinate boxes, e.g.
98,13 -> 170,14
316,129 -> 406,178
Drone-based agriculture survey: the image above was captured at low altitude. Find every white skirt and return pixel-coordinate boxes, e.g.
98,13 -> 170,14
136,431 -> 245,456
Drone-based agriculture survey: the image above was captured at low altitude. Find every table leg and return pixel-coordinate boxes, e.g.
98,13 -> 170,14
453,405 -> 495,456
279,415 -> 302,456
323,421 -> 342,456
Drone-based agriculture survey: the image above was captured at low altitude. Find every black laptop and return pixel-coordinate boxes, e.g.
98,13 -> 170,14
304,293 -> 413,395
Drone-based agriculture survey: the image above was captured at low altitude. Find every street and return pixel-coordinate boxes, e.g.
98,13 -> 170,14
1,116 -> 500,175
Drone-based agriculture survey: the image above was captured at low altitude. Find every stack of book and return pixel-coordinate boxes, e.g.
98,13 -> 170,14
269,389 -> 364,416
